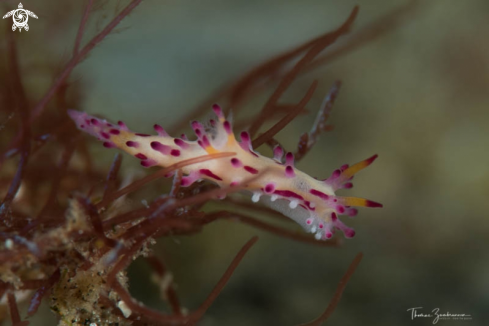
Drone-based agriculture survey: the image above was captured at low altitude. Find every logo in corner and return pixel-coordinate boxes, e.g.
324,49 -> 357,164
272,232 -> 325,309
2,3 -> 38,32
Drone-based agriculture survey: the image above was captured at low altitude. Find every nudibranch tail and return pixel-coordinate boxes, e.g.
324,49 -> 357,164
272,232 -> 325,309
68,104 -> 382,241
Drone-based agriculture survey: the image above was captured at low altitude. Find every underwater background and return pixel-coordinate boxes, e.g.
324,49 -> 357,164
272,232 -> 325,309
2,0 -> 488,325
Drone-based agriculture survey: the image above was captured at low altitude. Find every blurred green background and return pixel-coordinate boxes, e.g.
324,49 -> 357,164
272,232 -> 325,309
6,0 -> 489,325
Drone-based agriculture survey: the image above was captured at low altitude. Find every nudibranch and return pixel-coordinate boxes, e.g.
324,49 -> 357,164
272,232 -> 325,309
68,105 -> 382,240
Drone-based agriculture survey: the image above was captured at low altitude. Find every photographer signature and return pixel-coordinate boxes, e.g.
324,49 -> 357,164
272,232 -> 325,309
407,307 -> 472,324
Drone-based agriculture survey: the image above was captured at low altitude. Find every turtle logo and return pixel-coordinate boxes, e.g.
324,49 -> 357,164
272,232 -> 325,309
2,3 -> 38,32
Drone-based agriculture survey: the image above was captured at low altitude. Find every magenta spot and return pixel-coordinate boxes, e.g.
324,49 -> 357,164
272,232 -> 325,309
343,182 -> 353,189
191,121 -> 203,136
201,135 -> 211,148
337,206 -> 345,214
181,133 -> 188,140
135,153 -> 147,160
90,118 -> 99,125
333,199 -> 337,202
285,166 -> 295,178
126,141 -> 139,148
181,178 -> 191,187
151,141 -> 171,155
140,159 -> 156,168
209,119 -> 216,127
85,119 -> 91,125
331,169 -> 341,178
306,218 -> 313,225
118,121 -> 127,128
264,183 -> 275,193
154,124 -> 168,136
366,154 -> 378,165
331,212 -> 338,222
304,201 -> 316,211
319,224 -> 324,229
345,229 -> 356,238
230,158 -> 242,168
170,149 -> 180,157
103,142 -> 115,148
106,122 -> 113,127
273,146 -> 283,161
199,169 -> 222,181
230,181 -> 239,187
174,138 -> 189,148
325,232 -> 333,239
366,200 -> 383,208
348,208 -> 358,217
109,129 -> 120,135
273,190 -> 303,200
223,121 -> 232,134
80,125 -> 85,129
340,164 -> 349,171
285,152 -> 294,165
244,166 -> 258,174
212,103 -> 223,118
240,131 -> 250,142
135,133 -> 150,137
101,132 -> 110,139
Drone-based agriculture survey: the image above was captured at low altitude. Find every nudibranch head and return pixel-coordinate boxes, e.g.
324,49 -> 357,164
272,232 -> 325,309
68,104 -> 382,241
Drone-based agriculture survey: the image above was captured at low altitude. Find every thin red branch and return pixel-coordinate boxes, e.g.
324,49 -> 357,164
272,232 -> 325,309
298,252 -> 363,326
106,236 -> 149,286
186,236 -> 259,325
170,169 -> 183,198
248,6 -> 358,137
295,80 -> 341,161
111,281 -> 185,324
304,1 -> 419,77
77,137 -> 94,173
96,152 -> 236,209
221,197 -> 292,222
29,0 -> 144,123
169,7 -> 358,134
119,170 -> 270,241
243,2 -> 418,120
102,153 -> 123,202
101,196 -> 168,229
37,138 -> 78,219
1,121 -> 73,162
0,24 -> 31,220
145,254 -> 183,315
0,282 -> 6,297
233,105 -> 310,132
27,268 -> 61,316
73,0 -> 94,56
206,211 -> 340,247
8,292 -> 30,326
77,196 -> 118,247
251,80 -> 318,148
173,2 -> 416,135
118,213 -> 196,244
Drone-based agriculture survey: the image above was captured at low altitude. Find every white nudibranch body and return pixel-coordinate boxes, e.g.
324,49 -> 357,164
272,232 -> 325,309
68,104 -> 382,241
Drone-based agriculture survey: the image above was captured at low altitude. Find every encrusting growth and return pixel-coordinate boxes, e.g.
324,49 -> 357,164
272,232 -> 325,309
68,104 -> 382,240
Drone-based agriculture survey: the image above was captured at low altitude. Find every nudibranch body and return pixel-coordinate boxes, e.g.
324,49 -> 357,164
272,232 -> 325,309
68,105 -> 381,240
